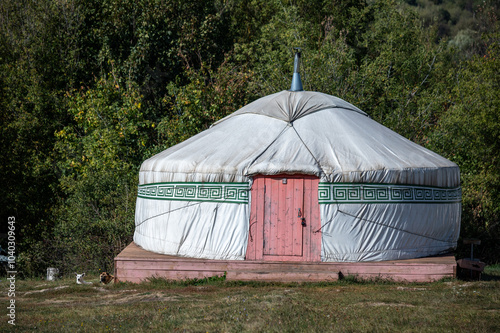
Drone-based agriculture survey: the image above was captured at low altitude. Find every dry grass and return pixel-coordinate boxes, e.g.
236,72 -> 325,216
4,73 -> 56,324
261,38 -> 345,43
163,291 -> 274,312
2,266 -> 500,332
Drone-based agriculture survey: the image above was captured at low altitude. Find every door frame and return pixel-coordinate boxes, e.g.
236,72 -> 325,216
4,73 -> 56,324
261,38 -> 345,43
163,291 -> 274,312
246,174 -> 321,262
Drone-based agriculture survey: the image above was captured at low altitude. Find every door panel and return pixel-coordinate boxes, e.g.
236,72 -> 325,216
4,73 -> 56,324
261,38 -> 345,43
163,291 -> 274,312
246,174 -> 321,262
263,177 -> 303,257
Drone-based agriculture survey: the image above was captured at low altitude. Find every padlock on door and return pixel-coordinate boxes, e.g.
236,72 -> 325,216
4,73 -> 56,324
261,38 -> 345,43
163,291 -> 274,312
298,208 -> 306,227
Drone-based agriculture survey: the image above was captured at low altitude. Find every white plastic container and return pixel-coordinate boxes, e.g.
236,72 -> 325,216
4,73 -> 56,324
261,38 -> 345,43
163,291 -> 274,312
46,267 -> 59,281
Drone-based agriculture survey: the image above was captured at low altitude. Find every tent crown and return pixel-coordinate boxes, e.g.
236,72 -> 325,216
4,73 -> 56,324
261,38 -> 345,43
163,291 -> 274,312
290,48 -> 303,92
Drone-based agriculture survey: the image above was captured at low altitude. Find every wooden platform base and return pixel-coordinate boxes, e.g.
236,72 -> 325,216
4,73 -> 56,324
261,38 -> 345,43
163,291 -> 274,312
114,242 -> 457,283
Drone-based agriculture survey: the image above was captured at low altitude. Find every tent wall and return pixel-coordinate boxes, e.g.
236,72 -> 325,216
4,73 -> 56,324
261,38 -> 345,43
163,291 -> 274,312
134,180 -> 461,263
319,183 -> 461,262
134,182 -> 250,260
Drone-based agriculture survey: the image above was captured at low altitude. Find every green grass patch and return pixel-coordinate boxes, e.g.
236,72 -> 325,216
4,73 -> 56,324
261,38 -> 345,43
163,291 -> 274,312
3,275 -> 500,332
484,264 -> 500,276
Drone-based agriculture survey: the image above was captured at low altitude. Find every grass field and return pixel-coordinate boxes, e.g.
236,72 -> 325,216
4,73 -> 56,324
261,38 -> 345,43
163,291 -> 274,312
2,265 -> 499,332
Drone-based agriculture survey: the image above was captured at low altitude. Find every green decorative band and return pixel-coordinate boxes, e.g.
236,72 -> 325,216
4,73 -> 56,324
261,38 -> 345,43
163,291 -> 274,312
137,182 -> 249,204
318,183 -> 461,204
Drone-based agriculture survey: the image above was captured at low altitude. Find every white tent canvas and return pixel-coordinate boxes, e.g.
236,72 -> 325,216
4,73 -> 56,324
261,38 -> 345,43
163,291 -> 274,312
134,90 -> 461,262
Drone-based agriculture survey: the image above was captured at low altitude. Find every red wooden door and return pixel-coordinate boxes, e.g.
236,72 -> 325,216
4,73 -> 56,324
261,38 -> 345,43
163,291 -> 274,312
246,174 -> 321,262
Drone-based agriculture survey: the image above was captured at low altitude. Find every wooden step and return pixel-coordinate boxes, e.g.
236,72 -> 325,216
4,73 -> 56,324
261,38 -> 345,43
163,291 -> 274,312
114,242 -> 457,283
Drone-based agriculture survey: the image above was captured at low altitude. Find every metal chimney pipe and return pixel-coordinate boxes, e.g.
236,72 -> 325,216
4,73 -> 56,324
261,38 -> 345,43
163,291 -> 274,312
290,48 -> 303,91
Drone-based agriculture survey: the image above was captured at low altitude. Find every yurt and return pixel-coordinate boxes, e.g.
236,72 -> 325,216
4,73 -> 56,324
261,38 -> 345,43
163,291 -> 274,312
133,53 -> 461,267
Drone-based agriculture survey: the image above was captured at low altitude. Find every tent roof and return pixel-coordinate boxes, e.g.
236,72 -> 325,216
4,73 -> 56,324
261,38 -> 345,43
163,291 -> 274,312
140,90 -> 459,187
213,90 -> 367,124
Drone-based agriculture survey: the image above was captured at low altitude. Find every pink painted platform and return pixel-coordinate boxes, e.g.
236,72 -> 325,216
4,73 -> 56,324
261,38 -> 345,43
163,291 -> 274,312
114,242 -> 457,283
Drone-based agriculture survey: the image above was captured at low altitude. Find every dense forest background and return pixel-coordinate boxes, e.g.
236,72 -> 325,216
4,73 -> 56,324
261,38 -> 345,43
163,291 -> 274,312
1,0 -> 498,276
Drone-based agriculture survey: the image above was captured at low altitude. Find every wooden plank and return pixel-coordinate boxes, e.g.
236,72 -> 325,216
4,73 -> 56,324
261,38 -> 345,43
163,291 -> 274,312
255,176 -> 265,260
308,177 -> 321,261
117,270 -> 226,283
227,263 -> 454,275
246,177 -> 259,260
260,254 -> 313,262
226,267 -> 452,282
115,276 -> 141,283
262,177 -> 272,255
117,243 -> 456,266
115,243 -> 177,259
303,177 -> 311,261
118,272 -> 452,284
227,271 -> 339,282
457,259 -> 486,272
344,273 -> 454,282
117,267 -> 451,284
270,177 -> 279,255
117,244 -> 456,269
284,178 -> 291,256
118,269 -> 226,279
115,242 -> 456,283
116,257 -> 455,276
293,178 -> 304,257
282,177 -> 291,256
336,265 -> 455,275
277,177 -> 286,256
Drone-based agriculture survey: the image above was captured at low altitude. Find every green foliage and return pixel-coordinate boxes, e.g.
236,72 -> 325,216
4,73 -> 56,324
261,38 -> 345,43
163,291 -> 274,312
353,2 -> 456,142
84,0 -> 234,110
0,0 -> 87,276
156,59 -> 254,150
408,0 -> 499,40
232,0 -> 370,95
428,32 -> 500,262
0,0 -> 237,276
52,76 -> 147,273
236,0 -> 454,142
1,0 -> 499,275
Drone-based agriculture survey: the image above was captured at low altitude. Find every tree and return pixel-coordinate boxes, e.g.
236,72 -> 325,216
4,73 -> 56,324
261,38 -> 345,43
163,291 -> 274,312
428,30 -> 500,262
0,0 -> 238,275
52,74 -> 148,272
157,58 -> 254,152
0,0 -> 87,275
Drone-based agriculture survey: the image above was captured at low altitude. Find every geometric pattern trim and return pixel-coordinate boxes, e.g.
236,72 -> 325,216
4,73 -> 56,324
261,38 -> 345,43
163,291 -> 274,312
137,182 -> 249,204
318,183 -> 461,204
